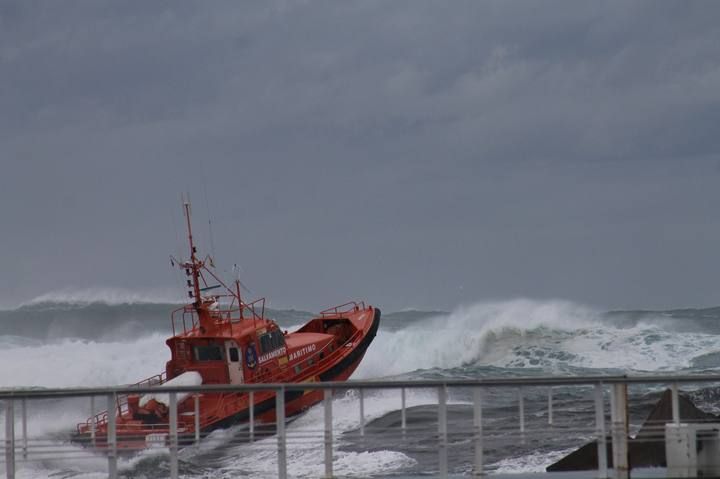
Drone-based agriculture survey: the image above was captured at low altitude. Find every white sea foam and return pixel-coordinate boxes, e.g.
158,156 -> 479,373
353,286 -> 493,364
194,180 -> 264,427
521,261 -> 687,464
205,388 -> 435,478
0,333 -> 171,446
490,447 -> 579,474
8,445 -> 172,479
355,299 -> 720,377
355,299 -> 597,377
0,334 -> 175,477
0,333 -> 169,390
549,322 -> 720,371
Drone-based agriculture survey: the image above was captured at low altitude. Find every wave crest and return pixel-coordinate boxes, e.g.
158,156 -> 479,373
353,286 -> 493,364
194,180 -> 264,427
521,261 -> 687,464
18,287 -> 184,308
355,299 -> 720,377
356,299 -> 599,377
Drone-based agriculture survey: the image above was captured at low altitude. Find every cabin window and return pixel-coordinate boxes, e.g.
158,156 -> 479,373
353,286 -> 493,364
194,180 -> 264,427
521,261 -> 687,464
194,344 -> 224,361
259,330 -> 285,354
229,347 -> 239,362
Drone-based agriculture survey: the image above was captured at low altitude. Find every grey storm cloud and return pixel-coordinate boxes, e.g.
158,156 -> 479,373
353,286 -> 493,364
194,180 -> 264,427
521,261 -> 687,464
1,1 -> 720,311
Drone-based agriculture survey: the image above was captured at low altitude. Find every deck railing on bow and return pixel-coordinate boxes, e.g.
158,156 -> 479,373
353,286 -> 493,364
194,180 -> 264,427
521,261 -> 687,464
319,301 -> 366,317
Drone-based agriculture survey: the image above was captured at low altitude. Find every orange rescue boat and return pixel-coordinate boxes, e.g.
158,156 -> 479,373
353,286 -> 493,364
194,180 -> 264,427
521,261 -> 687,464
74,201 -> 380,451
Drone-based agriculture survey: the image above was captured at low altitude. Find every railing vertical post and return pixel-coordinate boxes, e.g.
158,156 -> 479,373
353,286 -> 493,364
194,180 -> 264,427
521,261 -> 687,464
194,394 -> 200,445
169,392 -> 178,479
277,387 -> 287,479
90,396 -> 96,449
671,383 -> 680,424
324,389 -> 333,478
472,388 -> 483,477
610,383 -> 628,479
5,399 -> 15,479
519,387 -> 525,437
438,385 -> 448,479
21,399 -> 27,461
595,383 -> 608,478
359,389 -> 365,438
401,387 -> 407,437
249,391 -> 255,442
548,386 -> 554,425
107,394 -> 117,479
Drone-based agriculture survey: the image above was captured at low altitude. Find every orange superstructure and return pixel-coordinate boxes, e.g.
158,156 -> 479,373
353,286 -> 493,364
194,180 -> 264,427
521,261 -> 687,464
74,200 -> 380,450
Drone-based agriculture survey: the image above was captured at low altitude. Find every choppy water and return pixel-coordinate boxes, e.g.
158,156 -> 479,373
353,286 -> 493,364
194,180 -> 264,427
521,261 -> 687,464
2,291 -> 720,477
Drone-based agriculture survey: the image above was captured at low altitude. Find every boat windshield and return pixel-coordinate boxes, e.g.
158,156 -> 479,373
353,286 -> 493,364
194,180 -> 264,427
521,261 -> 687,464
194,344 -> 224,361
260,330 -> 285,353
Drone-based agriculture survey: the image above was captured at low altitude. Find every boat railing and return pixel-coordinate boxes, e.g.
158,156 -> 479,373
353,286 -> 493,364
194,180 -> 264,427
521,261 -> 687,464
236,297 -> 266,323
10,374 -> 720,479
170,297 -> 267,336
170,305 -> 198,336
203,294 -> 266,324
319,301 -> 366,317
77,372 -> 167,434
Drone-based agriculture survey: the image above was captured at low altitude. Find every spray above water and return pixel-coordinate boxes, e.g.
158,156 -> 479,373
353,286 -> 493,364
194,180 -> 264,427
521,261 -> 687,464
355,299 -> 597,377
355,299 -> 720,377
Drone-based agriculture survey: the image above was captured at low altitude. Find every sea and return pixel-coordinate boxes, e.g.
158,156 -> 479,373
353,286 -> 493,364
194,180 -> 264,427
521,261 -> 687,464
3,291 -> 720,478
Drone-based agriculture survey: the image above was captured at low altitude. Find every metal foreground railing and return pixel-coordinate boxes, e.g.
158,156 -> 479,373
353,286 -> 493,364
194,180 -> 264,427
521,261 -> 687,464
3,375 -> 720,479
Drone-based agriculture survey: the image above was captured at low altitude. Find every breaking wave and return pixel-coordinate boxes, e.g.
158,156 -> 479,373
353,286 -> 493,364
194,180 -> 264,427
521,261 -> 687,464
17,287 -> 184,309
1,295 -> 719,382
0,333 -> 169,389
356,299 -> 720,378
2,296 -> 720,382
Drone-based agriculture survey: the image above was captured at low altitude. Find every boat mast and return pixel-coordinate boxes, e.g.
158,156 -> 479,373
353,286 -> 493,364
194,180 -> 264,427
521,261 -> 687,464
183,199 -> 202,304
236,279 -> 244,321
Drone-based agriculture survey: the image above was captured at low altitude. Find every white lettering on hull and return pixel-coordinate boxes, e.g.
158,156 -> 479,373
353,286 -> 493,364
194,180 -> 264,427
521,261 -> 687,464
289,344 -> 317,362
259,346 -> 287,364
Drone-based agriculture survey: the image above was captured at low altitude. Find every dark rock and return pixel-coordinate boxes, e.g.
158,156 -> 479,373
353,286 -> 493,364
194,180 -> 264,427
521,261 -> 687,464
547,389 -> 718,471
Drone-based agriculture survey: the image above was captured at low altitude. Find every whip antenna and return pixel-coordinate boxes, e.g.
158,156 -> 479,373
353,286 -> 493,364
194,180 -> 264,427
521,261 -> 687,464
202,179 -> 217,262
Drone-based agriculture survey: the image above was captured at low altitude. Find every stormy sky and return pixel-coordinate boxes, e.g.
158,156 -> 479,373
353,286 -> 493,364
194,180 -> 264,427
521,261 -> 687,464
1,1 -> 720,312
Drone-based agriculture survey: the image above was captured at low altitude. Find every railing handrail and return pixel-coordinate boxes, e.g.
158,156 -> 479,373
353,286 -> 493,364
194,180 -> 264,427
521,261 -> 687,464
319,301 -> 365,316
170,297 -> 268,335
6,372 -> 720,479
76,372 -> 168,431
5,373 -> 720,400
